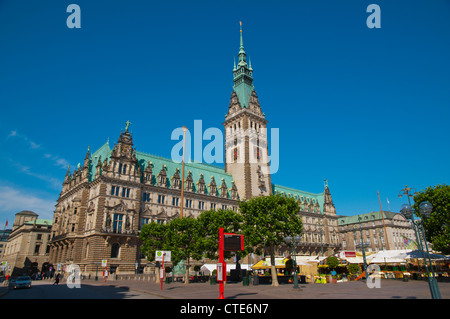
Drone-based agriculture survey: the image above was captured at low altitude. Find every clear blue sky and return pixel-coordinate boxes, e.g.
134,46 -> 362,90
0,0 -> 449,224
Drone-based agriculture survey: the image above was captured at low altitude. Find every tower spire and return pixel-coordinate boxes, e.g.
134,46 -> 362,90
238,21 -> 247,66
240,21 -> 244,49
233,21 -> 253,108
65,165 -> 71,178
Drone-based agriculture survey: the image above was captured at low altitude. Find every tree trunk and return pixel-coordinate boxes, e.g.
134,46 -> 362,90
184,258 -> 190,284
155,266 -> 160,283
270,246 -> 279,286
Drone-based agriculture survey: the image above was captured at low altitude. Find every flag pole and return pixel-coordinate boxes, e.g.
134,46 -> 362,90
377,191 -> 390,250
180,126 -> 187,219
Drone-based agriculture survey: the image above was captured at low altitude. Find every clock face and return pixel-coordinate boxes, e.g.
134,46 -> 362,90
122,145 -> 130,154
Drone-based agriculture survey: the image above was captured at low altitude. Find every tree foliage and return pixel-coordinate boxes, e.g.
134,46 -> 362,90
348,264 -> 360,274
139,194 -> 304,287
413,184 -> 450,254
196,209 -> 245,260
139,222 -> 168,262
139,209 -> 243,284
239,194 -> 302,286
285,258 -> 294,276
164,217 -> 203,265
326,256 -> 339,269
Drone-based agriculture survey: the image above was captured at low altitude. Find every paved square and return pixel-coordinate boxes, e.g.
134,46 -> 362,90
87,278 -> 450,299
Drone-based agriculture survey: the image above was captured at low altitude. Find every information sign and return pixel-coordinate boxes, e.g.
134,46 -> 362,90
155,250 -> 171,262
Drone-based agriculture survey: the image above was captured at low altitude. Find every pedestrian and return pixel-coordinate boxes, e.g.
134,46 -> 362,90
53,273 -> 60,285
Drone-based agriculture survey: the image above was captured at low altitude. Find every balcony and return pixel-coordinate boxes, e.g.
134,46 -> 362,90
51,233 -> 75,242
293,242 -> 342,248
100,228 -> 139,236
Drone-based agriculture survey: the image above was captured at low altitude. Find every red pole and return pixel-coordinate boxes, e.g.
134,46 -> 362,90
161,253 -> 165,291
219,227 -> 225,299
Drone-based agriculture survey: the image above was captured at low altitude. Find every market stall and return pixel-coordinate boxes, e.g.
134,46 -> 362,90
200,263 -> 252,276
251,257 -> 318,283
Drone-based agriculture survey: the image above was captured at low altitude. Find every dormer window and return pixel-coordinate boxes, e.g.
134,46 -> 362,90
197,174 -> 206,194
185,171 -> 194,192
220,179 -> 228,198
143,161 -> 153,184
172,168 -> 181,189
209,177 -> 217,196
157,165 -> 168,187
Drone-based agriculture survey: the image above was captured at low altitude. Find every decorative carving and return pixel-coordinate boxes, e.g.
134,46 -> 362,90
87,202 -> 95,213
185,171 -> 193,192
143,161 -> 153,184
171,168 -> 181,189
197,174 -> 206,194
257,165 -> 265,188
124,215 -> 131,230
105,213 -> 111,228
157,165 -> 167,187
220,179 -> 228,198
231,181 -> 238,200
209,176 -> 217,196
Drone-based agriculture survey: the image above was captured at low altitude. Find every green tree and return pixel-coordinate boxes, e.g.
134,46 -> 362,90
139,222 -> 168,262
413,184 -> 450,254
348,264 -> 360,275
285,257 -> 294,276
164,217 -> 202,284
240,194 -> 303,286
196,209 -> 245,260
326,256 -> 339,271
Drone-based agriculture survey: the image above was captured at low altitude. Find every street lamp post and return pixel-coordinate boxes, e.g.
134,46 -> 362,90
180,126 -> 188,219
357,217 -> 368,276
399,187 -> 441,299
285,235 -> 301,288
398,186 -> 423,252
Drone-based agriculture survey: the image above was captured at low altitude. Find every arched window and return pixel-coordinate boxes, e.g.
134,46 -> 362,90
111,243 -> 120,258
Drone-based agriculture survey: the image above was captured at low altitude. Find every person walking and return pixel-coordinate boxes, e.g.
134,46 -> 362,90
53,273 -> 60,285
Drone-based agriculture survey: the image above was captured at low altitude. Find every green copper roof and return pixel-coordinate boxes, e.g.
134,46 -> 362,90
233,83 -> 254,109
91,140 -> 111,164
137,151 -> 235,197
88,142 -> 236,199
272,184 -> 325,214
24,219 -> 53,226
337,211 -> 398,225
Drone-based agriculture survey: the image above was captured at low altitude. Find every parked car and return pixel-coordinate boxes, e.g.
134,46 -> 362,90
9,276 -> 32,289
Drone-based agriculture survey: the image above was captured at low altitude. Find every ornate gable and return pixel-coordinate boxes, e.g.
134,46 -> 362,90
197,173 -> 206,194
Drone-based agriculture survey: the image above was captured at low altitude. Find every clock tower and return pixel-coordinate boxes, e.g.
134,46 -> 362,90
224,22 -> 272,200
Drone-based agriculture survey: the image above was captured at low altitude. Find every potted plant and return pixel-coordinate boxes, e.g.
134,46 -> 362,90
347,264 -> 360,281
326,256 -> 339,283
285,258 -> 294,276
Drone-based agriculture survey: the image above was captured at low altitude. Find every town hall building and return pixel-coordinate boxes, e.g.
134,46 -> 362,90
49,24 -> 340,275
